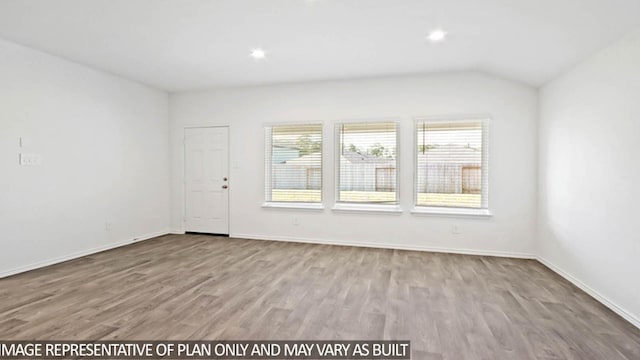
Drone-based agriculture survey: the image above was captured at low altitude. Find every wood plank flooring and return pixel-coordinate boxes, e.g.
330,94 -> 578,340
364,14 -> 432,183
1,234 -> 639,359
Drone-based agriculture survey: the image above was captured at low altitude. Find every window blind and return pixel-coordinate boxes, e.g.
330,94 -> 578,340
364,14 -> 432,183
336,122 -> 398,204
265,124 -> 323,203
415,119 -> 488,209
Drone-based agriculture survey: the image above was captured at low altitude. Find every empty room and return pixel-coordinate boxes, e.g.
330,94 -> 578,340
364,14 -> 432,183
1,0 -> 639,359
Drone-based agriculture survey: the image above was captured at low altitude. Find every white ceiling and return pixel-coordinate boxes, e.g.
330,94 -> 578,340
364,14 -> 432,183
0,0 -> 639,92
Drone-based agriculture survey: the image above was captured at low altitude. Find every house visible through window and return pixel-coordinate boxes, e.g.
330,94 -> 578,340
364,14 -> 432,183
336,122 -> 398,204
415,119 -> 488,209
265,124 -> 322,203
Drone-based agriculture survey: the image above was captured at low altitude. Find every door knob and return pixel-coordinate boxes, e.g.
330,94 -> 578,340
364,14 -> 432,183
222,185 -> 228,189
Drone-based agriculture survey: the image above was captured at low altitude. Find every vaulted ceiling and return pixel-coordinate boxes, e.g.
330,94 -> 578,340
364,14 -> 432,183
1,0 -> 639,91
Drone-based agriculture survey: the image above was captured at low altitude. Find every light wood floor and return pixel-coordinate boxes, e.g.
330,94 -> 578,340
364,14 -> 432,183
1,234 -> 639,359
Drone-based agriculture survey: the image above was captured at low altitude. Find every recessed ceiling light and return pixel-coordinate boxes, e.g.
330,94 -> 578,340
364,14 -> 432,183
250,48 -> 266,60
427,29 -> 447,43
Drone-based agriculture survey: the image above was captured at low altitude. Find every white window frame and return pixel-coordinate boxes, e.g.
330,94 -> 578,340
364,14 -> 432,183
412,117 -> 491,217
263,122 -> 324,210
332,120 -> 402,214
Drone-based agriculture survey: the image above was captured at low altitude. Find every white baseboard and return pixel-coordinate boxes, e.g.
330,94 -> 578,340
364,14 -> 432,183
0,230 -> 170,279
537,256 -> 640,330
170,229 -> 186,234
230,232 -> 536,259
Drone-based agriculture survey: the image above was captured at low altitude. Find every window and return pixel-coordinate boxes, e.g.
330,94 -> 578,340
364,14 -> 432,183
265,124 -> 323,204
336,122 -> 399,205
415,119 -> 488,209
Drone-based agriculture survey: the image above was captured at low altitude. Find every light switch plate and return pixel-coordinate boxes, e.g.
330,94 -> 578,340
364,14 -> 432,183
19,153 -> 42,166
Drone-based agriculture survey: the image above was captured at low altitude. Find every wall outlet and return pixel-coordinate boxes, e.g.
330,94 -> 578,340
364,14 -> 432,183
451,224 -> 460,235
105,222 -> 113,231
292,216 -> 299,226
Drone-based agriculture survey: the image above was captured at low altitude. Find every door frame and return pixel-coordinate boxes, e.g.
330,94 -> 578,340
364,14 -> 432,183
183,125 -> 230,235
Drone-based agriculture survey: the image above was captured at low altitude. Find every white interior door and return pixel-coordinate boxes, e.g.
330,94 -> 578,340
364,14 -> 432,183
184,126 -> 229,234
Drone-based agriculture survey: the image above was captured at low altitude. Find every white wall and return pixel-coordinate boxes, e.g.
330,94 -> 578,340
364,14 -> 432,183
170,72 -> 538,256
539,29 -> 640,326
0,39 -> 170,276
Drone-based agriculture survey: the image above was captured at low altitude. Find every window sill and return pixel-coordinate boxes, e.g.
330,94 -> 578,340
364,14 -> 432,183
411,207 -> 492,217
262,202 -> 325,211
332,204 -> 403,214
